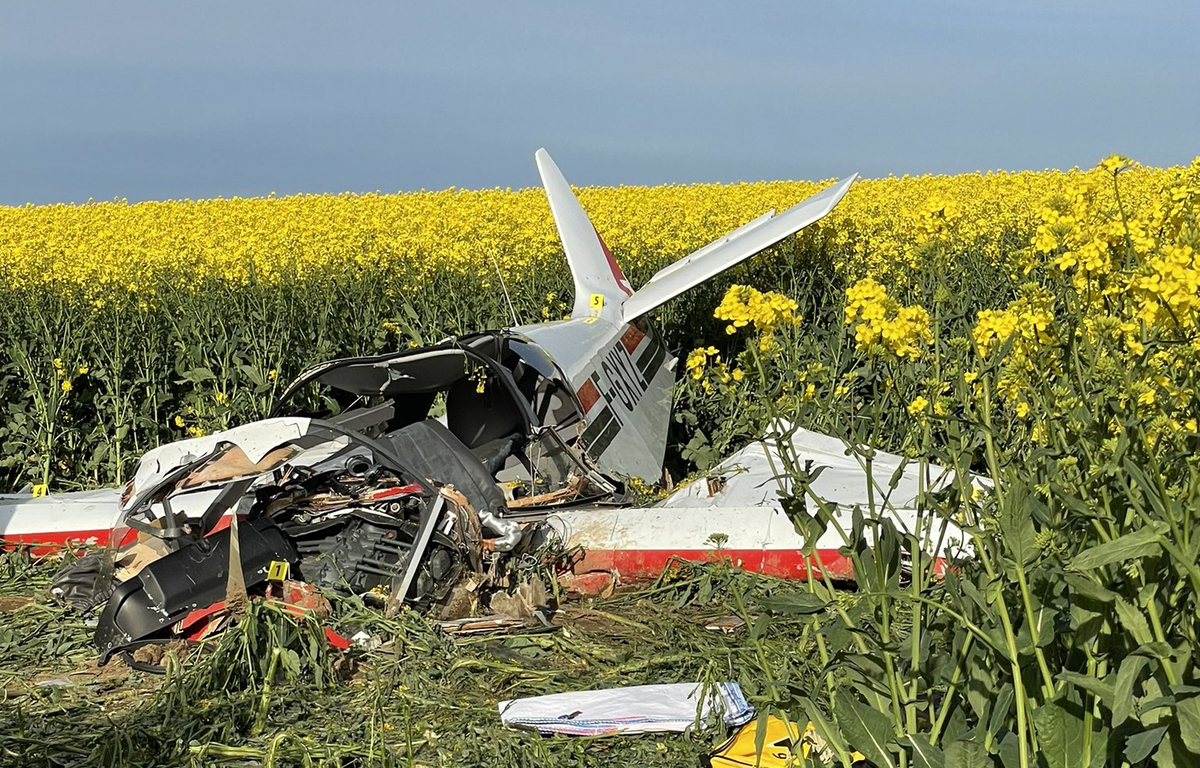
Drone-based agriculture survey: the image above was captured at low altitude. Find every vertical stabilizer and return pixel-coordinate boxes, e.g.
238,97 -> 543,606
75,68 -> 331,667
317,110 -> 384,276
536,149 -> 632,322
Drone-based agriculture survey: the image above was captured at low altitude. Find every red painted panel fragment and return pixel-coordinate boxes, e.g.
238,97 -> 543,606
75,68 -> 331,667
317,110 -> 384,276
620,324 -> 646,354
577,379 -> 601,412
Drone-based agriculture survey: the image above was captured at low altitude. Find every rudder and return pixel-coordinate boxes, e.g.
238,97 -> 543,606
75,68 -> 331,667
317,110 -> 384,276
536,148 -> 631,322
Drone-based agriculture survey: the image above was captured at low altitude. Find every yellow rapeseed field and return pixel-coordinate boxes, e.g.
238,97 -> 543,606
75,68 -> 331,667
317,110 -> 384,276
0,161 -> 1185,299
0,156 -> 1197,491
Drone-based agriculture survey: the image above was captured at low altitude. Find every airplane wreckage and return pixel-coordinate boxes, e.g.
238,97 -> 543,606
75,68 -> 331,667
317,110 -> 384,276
0,150 -> 972,665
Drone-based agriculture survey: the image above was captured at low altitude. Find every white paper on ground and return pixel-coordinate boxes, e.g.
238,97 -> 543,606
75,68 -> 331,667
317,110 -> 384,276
498,682 -> 754,736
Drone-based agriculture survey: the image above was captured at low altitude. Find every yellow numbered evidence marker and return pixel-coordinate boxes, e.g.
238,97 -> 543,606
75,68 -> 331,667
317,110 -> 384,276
706,716 -> 864,767
589,292 -> 605,315
267,560 -> 290,582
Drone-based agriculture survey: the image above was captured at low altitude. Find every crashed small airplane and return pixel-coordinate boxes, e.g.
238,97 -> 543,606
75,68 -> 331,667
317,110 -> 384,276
2,150 -> 965,663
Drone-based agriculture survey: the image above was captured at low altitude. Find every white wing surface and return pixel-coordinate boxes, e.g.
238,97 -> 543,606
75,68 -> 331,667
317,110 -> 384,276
620,174 -> 857,323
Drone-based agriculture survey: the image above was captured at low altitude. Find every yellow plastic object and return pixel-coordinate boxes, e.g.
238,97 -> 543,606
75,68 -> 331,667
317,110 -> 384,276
707,716 -> 864,767
267,560 -> 290,582
707,716 -> 803,767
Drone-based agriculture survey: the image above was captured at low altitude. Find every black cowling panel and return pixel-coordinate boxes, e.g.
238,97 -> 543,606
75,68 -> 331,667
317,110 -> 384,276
94,517 -> 297,663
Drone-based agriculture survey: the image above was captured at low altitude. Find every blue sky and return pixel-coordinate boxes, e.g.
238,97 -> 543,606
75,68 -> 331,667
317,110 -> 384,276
1,1 -> 1196,204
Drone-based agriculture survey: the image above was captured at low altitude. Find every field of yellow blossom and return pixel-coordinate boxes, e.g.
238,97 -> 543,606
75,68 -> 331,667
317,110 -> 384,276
0,157 -> 1195,492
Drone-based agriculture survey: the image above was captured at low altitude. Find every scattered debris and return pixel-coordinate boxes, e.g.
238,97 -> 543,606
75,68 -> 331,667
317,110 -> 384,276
0,596 -> 33,612
50,551 -> 116,611
34,678 -> 73,688
702,615 -> 747,634
435,616 -> 540,636
487,575 -> 549,621
348,630 -> 381,650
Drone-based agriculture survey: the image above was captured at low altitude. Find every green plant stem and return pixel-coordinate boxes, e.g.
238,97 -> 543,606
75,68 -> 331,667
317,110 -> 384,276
928,633 -> 975,746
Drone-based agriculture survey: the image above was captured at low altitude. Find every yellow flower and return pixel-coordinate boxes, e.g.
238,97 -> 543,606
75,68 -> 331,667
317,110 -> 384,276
77,363 -> 89,375
685,347 -> 721,380
918,195 -> 962,238
60,380 -> 72,393
844,278 -> 931,360
714,285 -> 799,334
1099,154 -> 1131,175
907,396 -> 929,416
174,415 -> 186,428
973,286 -> 1056,360
731,368 -> 745,382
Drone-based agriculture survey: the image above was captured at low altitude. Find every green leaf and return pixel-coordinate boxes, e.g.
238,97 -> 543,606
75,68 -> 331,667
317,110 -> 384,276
1152,729 -> 1200,768
178,366 -> 217,385
942,739 -> 987,768
800,697 -> 852,764
749,613 -> 772,641
1124,725 -> 1168,763
1016,603 -> 1056,653
1086,727 -> 1110,768
1138,676 -> 1170,726
1113,598 -> 1155,646
753,709 -> 770,767
834,691 -> 897,768
1070,525 -> 1165,571
986,683 -> 1014,738
877,518 -> 903,587
1034,692 -> 1087,768
756,591 -> 829,615
1062,572 -> 1118,603
238,364 -> 266,388
898,734 -> 944,768
1057,671 -> 1115,709
995,732 -> 1021,768
999,483 -> 1037,567
1112,654 -> 1151,725
1175,695 -> 1200,754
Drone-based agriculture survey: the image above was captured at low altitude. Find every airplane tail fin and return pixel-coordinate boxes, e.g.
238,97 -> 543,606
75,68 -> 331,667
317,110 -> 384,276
536,148 -> 857,325
536,149 -> 632,322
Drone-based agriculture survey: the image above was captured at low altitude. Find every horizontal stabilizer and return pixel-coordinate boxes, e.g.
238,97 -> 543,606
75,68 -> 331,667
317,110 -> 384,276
621,174 -> 857,323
